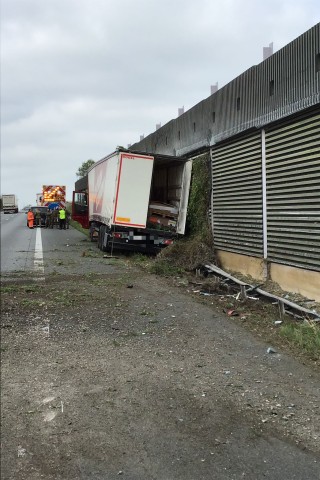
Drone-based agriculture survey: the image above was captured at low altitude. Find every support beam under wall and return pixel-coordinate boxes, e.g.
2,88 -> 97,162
261,129 -> 267,259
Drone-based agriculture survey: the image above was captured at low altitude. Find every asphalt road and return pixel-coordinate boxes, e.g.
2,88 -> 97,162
0,211 -> 89,277
0,212 -> 36,272
1,217 -> 320,479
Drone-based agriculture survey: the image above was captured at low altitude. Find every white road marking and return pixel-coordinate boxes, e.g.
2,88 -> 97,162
34,228 -> 45,277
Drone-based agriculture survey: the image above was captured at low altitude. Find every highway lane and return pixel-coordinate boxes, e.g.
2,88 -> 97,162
0,212 -> 36,273
1,211 -> 90,277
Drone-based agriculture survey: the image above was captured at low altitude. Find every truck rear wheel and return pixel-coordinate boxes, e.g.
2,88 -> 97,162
99,225 -> 109,252
89,224 -> 96,242
97,227 -> 102,249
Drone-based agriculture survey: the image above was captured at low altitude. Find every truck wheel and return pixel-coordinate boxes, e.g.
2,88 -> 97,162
97,227 -> 102,250
100,226 -> 108,252
98,225 -> 106,251
89,225 -> 96,242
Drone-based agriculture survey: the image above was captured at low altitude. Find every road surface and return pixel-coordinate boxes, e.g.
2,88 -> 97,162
1,216 -> 319,479
1,212 -> 36,272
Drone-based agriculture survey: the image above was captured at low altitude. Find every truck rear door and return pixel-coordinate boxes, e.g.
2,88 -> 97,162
113,153 -> 154,228
177,159 -> 192,234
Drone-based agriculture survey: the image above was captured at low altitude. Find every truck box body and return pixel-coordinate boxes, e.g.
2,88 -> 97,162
2,194 -> 18,213
89,152 -> 154,228
87,150 -> 192,252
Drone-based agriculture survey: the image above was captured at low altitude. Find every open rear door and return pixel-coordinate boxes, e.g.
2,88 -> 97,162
72,191 -> 89,229
113,153 -> 154,227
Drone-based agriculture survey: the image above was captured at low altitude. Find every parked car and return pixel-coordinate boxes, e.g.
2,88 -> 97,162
26,206 -> 48,227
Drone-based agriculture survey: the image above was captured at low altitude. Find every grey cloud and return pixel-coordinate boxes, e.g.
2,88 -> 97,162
1,0 -> 318,207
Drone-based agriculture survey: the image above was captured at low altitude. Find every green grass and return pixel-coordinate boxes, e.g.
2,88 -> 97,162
1,284 -> 44,294
131,253 -> 150,264
69,219 -> 89,237
1,286 -> 16,293
23,285 -> 41,293
149,259 -> 185,276
21,299 -> 47,308
280,321 -> 320,360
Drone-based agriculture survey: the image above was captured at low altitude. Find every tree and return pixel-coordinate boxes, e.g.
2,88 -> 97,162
76,159 -> 95,178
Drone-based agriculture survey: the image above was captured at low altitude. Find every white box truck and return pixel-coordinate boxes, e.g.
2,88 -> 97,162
2,194 -> 18,214
77,149 -> 192,252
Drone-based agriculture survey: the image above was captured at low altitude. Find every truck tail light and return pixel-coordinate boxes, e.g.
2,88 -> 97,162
164,239 -> 173,245
113,233 -> 122,239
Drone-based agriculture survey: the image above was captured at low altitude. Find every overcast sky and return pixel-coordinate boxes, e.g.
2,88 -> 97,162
1,0 -> 319,208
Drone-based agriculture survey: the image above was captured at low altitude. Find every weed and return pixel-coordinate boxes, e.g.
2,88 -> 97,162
104,260 -> 118,265
1,286 -> 16,294
131,253 -> 149,264
154,234 -> 215,272
21,299 -> 46,307
150,259 -> 185,277
23,286 -> 40,293
113,339 -> 121,347
187,153 -> 212,236
280,321 -> 320,360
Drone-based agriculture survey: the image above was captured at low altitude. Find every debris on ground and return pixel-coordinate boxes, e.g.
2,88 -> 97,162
267,347 -> 277,354
198,263 -> 320,322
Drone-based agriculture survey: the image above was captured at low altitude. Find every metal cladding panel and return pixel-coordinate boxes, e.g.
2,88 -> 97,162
265,112 -> 320,270
211,132 -> 263,256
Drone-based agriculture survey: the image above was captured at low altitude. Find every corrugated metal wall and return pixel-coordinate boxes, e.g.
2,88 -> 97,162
210,109 -> 320,272
265,112 -> 320,270
211,132 -> 263,256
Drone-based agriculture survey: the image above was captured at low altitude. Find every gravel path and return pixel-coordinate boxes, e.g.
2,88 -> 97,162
1,239 -> 319,479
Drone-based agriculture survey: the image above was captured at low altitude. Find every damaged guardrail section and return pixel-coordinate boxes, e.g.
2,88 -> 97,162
201,263 -> 320,322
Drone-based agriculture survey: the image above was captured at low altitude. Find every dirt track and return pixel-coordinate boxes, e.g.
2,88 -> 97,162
1,239 -> 320,479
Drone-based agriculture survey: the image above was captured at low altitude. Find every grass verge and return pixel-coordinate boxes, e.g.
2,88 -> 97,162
149,258 -> 185,276
280,321 -> 320,361
69,219 -> 89,237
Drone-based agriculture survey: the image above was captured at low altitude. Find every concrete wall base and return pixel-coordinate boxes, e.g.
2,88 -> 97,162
216,250 -> 266,281
216,250 -> 320,302
269,263 -> 320,303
